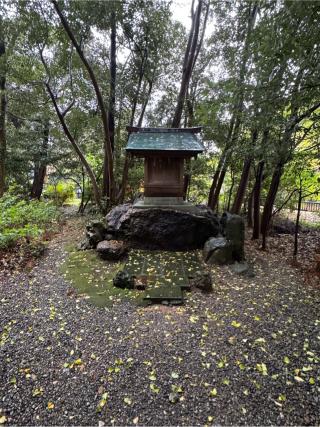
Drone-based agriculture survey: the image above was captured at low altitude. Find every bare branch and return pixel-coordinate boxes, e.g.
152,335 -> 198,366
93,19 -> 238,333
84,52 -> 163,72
38,43 -> 51,85
272,189 -> 298,217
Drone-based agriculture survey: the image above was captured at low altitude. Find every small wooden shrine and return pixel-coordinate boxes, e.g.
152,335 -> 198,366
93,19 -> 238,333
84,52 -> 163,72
126,126 -> 204,209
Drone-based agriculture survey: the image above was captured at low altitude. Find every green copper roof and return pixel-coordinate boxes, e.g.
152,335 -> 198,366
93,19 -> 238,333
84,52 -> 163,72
126,130 -> 204,153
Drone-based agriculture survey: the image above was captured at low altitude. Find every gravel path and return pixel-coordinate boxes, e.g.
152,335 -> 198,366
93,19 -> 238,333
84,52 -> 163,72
0,218 -> 319,426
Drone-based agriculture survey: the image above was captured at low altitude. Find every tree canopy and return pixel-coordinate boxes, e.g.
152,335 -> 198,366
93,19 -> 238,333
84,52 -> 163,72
1,0 -> 319,247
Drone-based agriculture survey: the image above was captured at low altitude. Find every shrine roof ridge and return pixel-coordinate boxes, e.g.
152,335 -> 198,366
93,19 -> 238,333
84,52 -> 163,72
126,126 -> 202,134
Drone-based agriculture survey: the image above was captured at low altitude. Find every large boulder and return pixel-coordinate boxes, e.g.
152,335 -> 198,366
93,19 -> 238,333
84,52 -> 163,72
105,204 -> 220,250
96,240 -> 128,260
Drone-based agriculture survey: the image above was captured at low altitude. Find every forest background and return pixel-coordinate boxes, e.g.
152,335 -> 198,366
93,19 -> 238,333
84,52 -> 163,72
0,0 -> 319,252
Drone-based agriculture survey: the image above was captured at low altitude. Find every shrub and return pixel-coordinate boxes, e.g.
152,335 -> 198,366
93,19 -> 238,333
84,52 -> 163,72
44,181 -> 75,206
0,195 -> 59,250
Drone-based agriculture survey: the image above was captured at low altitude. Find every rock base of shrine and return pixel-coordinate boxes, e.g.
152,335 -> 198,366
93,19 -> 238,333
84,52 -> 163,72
105,203 -> 220,250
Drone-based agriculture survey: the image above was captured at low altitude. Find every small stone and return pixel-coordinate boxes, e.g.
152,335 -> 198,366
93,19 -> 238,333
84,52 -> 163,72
104,234 -> 114,241
189,272 -> 213,293
96,240 -> 128,261
231,262 -> 255,277
113,271 -> 134,289
77,239 -> 93,250
169,392 -> 179,404
204,237 -> 233,265
86,221 -> 107,248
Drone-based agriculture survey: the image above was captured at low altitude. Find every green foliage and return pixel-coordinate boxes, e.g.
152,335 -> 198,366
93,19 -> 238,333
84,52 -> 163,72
0,195 -> 59,249
44,181 -> 75,206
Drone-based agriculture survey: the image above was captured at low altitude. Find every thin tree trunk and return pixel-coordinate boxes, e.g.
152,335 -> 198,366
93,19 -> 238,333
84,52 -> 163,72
252,160 -> 264,239
210,168 -> 227,212
0,39 -> 6,197
208,114 -> 235,208
208,151 -> 227,208
51,0 -> 114,202
137,76 -> 154,127
118,56 -> 149,203
208,3 -> 258,209
231,129 -> 258,214
30,120 -> 49,199
118,154 -> 131,203
227,171 -> 235,211
261,163 -> 283,249
183,158 -> 191,200
108,11 -> 116,152
78,167 -> 86,214
231,157 -> 252,214
293,182 -> 302,257
172,0 -> 202,128
130,52 -> 147,126
45,83 -> 102,209
102,10 -> 117,197
247,189 -> 254,228
182,86 -> 195,198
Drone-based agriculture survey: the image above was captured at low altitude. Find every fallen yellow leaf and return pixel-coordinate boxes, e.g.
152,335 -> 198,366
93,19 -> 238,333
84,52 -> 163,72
47,402 -> 55,410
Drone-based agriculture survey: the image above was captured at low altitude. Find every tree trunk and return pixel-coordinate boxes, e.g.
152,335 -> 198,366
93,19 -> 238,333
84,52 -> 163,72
137,75 -> 154,127
261,163 -> 283,249
30,120 -> 49,200
108,11 -> 116,152
208,115 -> 234,209
172,0 -> 202,128
78,167 -> 86,214
0,39 -> 6,197
231,157 -> 252,214
231,129 -> 258,214
208,151 -> 227,208
227,171 -> 235,211
118,55 -> 149,203
293,183 -> 302,257
102,11 -> 117,197
130,52 -> 147,127
252,160 -> 264,239
247,189 -> 254,228
182,158 -> 191,200
207,3 -> 258,209
51,0 -> 114,202
45,83 -> 102,210
210,167 -> 227,212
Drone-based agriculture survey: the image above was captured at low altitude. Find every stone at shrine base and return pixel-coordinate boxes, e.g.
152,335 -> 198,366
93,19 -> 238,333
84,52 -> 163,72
133,196 -> 197,213
105,203 -> 220,250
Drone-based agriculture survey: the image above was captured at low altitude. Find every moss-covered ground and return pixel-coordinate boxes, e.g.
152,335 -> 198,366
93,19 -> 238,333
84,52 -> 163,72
60,246 -> 205,307
60,246 -> 141,307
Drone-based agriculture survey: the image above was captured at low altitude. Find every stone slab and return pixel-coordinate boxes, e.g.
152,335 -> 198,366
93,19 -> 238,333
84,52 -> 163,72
143,284 -> 184,304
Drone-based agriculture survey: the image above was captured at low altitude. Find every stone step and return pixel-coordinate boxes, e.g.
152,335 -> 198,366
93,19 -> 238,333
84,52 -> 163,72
143,285 -> 184,305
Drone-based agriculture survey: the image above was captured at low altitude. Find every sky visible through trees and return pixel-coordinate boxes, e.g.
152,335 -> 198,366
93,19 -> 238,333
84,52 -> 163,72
0,0 -> 319,250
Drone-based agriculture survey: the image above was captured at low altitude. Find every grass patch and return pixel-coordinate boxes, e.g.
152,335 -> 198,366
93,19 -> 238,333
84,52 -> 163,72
60,246 -> 142,307
300,219 -> 320,230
